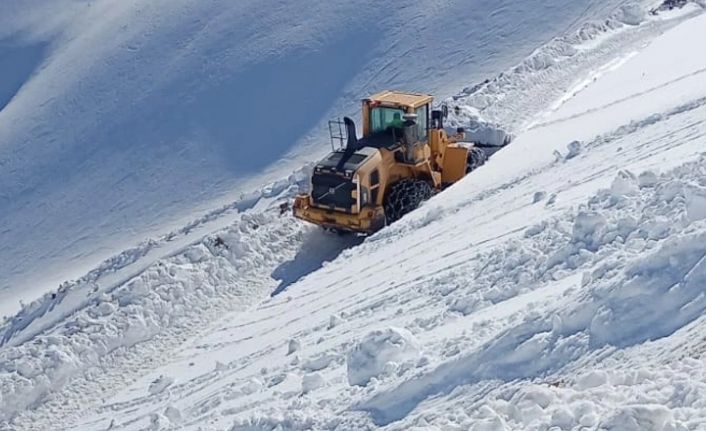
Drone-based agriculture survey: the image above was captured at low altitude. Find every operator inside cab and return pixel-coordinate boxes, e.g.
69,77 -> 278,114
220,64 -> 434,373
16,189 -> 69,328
370,107 -> 406,133
388,112 -> 404,129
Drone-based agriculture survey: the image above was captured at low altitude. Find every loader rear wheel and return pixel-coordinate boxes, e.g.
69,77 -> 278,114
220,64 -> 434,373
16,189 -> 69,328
384,179 -> 433,224
466,147 -> 487,173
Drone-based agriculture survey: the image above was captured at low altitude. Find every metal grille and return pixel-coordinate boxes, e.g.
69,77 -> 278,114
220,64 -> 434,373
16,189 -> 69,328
311,173 -> 355,211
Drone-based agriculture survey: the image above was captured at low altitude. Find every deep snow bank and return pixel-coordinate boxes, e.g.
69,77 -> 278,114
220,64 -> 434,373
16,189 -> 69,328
0,206 -> 305,423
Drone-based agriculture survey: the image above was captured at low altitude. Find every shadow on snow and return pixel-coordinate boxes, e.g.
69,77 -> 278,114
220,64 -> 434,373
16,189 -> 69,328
270,229 -> 363,296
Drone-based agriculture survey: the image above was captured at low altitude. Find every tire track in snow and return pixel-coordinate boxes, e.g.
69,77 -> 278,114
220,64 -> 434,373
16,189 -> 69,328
530,66 -> 706,129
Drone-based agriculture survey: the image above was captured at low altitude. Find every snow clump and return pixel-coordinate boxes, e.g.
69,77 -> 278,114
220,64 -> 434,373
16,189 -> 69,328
610,170 -> 639,198
347,327 -> 420,386
565,140 -> 582,159
301,373 -> 325,393
617,4 -> 647,25
685,186 -> 706,222
532,191 -> 547,203
638,170 -> 659,188
287,338 -> 301,355
148,375 -> 174,395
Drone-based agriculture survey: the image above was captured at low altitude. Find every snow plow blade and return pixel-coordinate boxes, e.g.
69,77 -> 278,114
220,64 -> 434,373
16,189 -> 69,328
293,195 -> 386,234
452,118 -> 513,157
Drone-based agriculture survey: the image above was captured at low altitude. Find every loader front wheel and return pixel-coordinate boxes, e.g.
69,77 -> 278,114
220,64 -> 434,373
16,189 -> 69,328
466,147 -> 487,173
384,179 -> 433,224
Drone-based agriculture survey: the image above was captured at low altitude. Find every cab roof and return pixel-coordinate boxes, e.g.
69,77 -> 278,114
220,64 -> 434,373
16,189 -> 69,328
365,90 -> 434,109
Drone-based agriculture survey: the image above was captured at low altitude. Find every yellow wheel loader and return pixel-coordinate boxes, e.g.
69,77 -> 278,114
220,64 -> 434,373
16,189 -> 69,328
293,90 -> 489,234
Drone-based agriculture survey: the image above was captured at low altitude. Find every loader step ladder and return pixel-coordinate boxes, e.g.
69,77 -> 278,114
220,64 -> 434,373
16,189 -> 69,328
328,118 -> 347,151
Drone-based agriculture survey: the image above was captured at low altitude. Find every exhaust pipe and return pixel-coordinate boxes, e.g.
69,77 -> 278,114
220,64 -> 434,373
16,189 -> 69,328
336,117 -> 359,171
344,117 -> 358,148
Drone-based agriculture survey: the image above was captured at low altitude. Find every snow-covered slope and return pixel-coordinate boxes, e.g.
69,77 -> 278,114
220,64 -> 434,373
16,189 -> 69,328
0,0 -> 636,316
2,2 -> 706,430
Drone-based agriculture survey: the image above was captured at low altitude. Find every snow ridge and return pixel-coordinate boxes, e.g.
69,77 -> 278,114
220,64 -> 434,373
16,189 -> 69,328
0,174 -> 310,425
361,154 -> 706,426
447,3 -> 702,132
0,166 -> 310,347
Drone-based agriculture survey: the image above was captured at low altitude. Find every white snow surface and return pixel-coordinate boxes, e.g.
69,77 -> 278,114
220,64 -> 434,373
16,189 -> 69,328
347,327 -> 421,387
0,0 -> 636,317
2,2 -> 706,431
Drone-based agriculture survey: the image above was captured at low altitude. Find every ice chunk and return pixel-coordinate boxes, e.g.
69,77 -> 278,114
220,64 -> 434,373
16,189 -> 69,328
576,370 -> 608,389
149,413 -> 167,431
164,406 -> 182,424
470,415 -> 509,431
464,117 -> 513,147
550,406 -> 576,428
328,315 -> 343,330
302,353 -> 338,372
241,378 -> 263,395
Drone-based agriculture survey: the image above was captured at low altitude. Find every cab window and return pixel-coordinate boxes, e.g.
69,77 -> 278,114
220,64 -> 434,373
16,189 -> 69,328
416,105 -> 428,140
370,107 -> 406,133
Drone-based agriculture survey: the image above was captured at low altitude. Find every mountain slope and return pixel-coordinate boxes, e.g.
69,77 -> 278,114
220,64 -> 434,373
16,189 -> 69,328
2,3 -> 705,430
0,0 -> 634,316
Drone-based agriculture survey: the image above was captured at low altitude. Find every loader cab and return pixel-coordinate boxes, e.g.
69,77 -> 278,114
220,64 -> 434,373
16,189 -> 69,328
362,91 -> 433,143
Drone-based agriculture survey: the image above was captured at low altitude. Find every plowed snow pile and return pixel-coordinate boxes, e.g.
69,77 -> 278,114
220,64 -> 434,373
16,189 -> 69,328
1,2 -> 706,431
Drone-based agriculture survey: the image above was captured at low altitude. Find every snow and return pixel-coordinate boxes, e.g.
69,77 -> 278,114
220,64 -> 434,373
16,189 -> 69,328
686,186 -> 706,222
148,375 -> 174,396
2,1 -> 706,431
286,339 -> 301,356
0,0 -> 635,317
301,373 -> 325,394
346,327 -> 421,387
0,206 -> 311,423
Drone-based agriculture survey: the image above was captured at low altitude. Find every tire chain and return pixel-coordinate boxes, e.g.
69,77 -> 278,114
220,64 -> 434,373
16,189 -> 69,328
384,179 -> 433,224
466,147 -> 487,173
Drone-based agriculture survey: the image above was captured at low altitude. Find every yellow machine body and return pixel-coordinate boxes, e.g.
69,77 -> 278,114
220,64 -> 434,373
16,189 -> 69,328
293,90 -> 471,234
